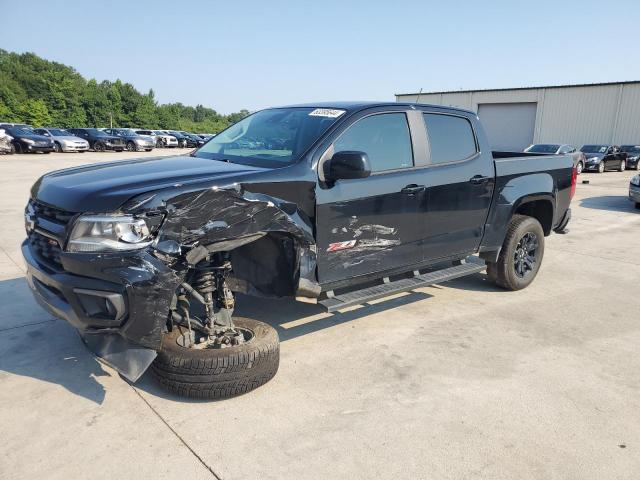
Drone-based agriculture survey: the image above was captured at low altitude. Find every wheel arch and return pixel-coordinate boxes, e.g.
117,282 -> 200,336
514,197 -> 554,236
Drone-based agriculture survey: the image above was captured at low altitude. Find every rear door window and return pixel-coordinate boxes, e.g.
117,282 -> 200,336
423,113 -> 477,164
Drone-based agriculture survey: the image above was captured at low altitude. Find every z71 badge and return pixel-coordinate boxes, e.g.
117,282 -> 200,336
326,240 -> 357,252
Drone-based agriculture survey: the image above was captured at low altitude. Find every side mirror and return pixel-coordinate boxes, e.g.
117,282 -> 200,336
325,151 -> 371,181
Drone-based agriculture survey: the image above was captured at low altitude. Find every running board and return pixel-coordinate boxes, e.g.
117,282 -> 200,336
319,257 -> 486,313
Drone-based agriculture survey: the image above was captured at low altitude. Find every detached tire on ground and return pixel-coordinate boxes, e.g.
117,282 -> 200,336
151,317 -> 279,400
487,215 -> 545,291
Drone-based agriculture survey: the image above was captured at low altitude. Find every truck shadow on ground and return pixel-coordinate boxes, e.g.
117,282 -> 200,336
0,278 -> 110,404
0,271 -> 500,404
579,195 -> 636,212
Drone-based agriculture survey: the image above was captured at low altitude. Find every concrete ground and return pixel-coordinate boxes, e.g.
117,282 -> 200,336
1,151 -> 638,480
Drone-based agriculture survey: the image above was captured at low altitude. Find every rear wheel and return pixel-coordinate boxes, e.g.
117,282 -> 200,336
126,141 -> 137,152
151,317 -> 280,400
94,142 -> 105,152
576,162 -> 583,175
486,215 -> 545,291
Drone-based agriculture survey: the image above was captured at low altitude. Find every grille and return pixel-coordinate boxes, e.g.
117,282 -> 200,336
30,200 -> 75,225
28,200 -> 75,269
28,230 -> 63,269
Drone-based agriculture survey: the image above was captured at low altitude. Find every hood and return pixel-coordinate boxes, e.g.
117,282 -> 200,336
585,153 -> 604,160
32,155 -> 267,212
15,133 -> 51,142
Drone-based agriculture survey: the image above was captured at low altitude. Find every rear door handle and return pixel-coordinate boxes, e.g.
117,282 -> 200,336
401,184 -> 426,195
469,175 -> 490,185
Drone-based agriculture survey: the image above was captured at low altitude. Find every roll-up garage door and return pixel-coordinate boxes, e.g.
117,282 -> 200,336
477,102 -> 537,151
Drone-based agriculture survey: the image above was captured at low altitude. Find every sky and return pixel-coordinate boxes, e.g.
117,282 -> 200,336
1,0 -> 639,114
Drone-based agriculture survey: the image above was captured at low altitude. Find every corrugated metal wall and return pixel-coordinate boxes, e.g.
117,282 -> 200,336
396,83 -> 640,147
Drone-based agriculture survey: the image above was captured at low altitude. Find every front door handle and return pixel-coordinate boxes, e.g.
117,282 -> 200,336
401,184 -> 425,195
469,175 -> 490,185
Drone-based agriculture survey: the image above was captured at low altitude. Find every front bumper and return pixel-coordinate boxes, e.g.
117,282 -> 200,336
583,162 -> 601,171
24,144 -> 54,153
629,184 -> 640,203
22,240 -> 183,380
103,144 -> 125,151
62,143 -> 89,152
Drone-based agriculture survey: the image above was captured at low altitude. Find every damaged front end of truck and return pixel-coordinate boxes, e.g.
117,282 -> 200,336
23,179 -> 319,382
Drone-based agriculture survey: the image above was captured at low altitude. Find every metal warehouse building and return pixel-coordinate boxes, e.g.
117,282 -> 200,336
395,81 -> 640,151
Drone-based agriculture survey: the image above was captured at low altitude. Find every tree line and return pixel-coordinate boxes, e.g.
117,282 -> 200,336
0,49 -> 249,132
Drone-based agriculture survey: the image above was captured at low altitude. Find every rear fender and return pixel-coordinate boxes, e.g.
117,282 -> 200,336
480,173 -> 555,253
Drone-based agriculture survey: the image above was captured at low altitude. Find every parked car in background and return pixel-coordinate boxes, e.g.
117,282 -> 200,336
160,130 -> 190,148
197,133 -> 215,140
5,126 -> 54,154
620,145 -> 640,170
524,143 -> 586,174
104,128 -> 155,152
524,144 -> 575,154
179,131 -> 206,147
153,130 -> 179,147
0,128 -> 14,154
33,128 -> 89,153
67,128 -> 125,152
581,144 -> 627,173
630,175 -> 640,209
133,129 -> 176,148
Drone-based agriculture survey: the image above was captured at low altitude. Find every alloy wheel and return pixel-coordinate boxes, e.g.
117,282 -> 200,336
513,232 -> 538,279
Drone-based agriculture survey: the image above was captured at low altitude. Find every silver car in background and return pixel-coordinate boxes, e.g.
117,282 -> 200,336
133,129 -> 178,148
524,143 -> 587,174
134,129 -> 179,148
33,128 -> 89,153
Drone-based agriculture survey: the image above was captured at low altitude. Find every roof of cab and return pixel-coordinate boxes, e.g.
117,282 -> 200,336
275,101 -> 476,116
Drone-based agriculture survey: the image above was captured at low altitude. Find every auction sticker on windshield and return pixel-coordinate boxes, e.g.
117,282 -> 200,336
308,108 -> 346,118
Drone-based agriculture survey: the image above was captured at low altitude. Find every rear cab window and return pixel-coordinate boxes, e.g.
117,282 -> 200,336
422,113 -> 477,164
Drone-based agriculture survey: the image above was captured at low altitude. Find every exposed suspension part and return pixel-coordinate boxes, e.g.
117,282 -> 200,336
171,254 -> 245,349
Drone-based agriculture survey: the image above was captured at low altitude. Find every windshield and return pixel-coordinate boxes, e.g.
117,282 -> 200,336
49,129 -> 69,136
7,127 -> 35,136
580,145 -> 608,153
620,145 -> 640,154
113,129 -> 136,136
86,129 -> 109,137
194,107 -> 345,167
525,144 -> 560,153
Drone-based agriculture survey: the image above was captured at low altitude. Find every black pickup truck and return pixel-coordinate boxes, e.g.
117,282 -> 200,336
22,102 -> 575,399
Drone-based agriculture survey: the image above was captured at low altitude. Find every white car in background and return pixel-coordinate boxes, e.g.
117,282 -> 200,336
33,128 -> 89,153
134,129 -> 179,148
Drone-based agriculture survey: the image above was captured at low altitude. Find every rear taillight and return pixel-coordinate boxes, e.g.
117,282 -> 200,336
569,165 -> 577,200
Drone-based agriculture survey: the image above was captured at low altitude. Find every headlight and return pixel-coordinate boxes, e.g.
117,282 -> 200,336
67,214 -> 163,252
588,157 -> 600,162
22,138 -> 35,145
631,175 -> 640,187
135,138 -> 145,145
